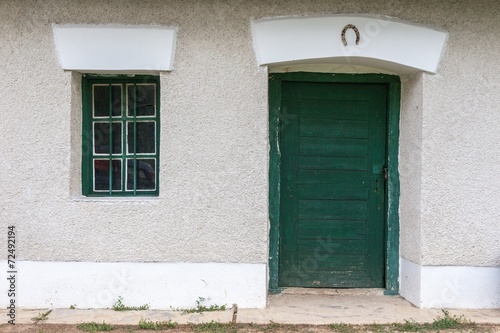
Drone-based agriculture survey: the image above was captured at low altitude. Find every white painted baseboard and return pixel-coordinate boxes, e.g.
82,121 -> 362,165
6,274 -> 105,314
0,261 -> 267,309
399,257 -> 421,306
400,257 -> 500,308
4,259 -> 497,309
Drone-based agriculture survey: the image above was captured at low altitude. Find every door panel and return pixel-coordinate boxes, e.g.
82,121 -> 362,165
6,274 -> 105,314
278,82 -> 387,288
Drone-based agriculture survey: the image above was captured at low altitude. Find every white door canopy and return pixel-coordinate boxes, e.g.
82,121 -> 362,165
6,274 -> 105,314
251,15 -> 448,73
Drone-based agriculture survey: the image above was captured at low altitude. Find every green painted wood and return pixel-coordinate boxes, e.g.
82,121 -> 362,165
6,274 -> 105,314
273,72 -> 400,84
300,102 -> 369,120
279,81 -> 301,289
298,239 -> 366,255
278,79 -> 387,288
268,75 -> 282,293
300,118 -> 369,138
298,170 -> 369,185
298,254 -> 365,270
299,200 -> 368,220
299,156 -> 368,171
81,75 -> 160,197
281,270 -> 378,288
365,81 -> 387,286
298,184 -> 368,200
298,220 -> 365,239
81,76 -> 92,196
268,73 -> 400,295
300,137 -> 368,157
384,81 -> 401,295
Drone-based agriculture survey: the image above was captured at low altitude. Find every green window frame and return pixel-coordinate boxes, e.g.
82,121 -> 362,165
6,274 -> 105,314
82,75 -> 160,197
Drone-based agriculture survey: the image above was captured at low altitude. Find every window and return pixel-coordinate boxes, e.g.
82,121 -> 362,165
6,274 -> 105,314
82,76 -> 160,196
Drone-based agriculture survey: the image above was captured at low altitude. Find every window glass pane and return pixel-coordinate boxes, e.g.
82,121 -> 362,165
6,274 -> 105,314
127,159 -> 156,190
93,85 -> 122,117
127,84 -> 155,116
94,122 -> 122,154
127,121 -> 155,154
94,159 -> 122,191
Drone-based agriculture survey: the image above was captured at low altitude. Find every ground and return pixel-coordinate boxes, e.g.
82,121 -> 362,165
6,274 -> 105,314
1,323 -> 499,333
3,296 -> 499,333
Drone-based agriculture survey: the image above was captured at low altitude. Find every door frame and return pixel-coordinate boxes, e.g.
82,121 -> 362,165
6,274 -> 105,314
268,73 -> 401,295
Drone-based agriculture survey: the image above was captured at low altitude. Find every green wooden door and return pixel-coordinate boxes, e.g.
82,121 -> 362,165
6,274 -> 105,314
278,81 -> 387,288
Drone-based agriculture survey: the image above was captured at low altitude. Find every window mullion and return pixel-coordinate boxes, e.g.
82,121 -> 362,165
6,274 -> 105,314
108,80 -> 113,195
133,83 -> 137,195
122,83 -> 126,194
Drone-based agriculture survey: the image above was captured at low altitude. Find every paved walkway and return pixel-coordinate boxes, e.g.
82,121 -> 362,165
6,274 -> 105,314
5,293 -> 500,326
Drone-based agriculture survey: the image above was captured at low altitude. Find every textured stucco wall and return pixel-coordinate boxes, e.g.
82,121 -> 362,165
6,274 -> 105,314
419,4 -> 500,265
0,0 -> 269,263
399,74 -> 424,264
0,0 -> 499,268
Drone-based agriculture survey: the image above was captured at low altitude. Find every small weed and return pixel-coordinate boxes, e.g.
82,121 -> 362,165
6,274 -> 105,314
358,312 -> 476,333
430,309 -> 474,330
112,296 -> 150,311
77,321 -> 113,332
366,323 -> 390,333
265,320 -> 283,332
192,320 -> 236,333
329,322 -> 353,333
263,321 -> 302,332
268,320 -> 280,327
31,309 -> 52,324
390,318 -> 422,332
70,304 -> 77,309
138,318 -> 178,330
175,297 -> 227,314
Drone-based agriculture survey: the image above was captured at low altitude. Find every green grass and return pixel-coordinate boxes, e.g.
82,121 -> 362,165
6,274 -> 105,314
430,310 -> 474,330
330,311 -> 477,333
354,319 -> 425,332
27,309 -> 486,333
76,321 -> 113,332
112,296 -> 150,311
264,321 -> 299,332
329,322 -> 353,333
24,320 -> 497,333
389,318 -> 423,332
192,321 -> 237,333
174,297 -> 227,314
138,318 -> 178,330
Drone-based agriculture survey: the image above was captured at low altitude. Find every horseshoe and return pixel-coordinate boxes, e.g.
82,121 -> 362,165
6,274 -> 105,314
341,24 -> 360,46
